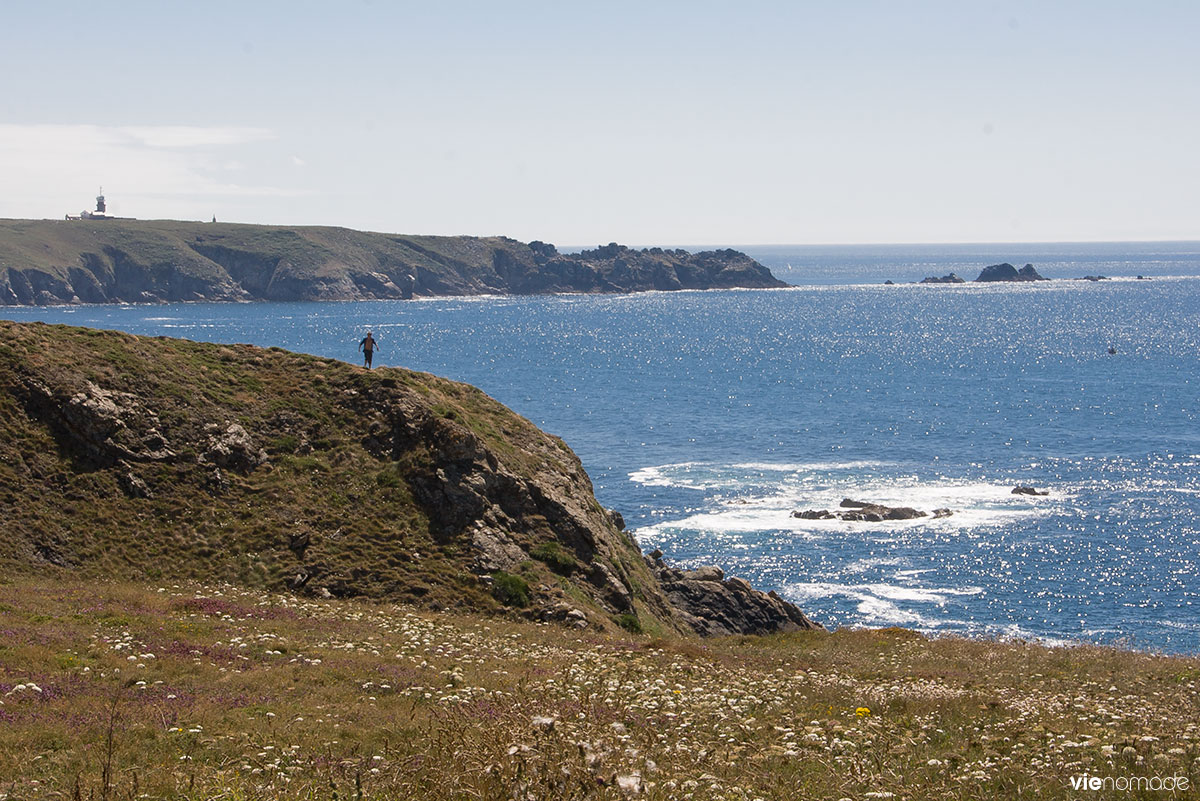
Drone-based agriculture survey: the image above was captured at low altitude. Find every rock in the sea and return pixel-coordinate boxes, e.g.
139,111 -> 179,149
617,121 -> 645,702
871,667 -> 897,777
792,499 -> 934,522
1012,486 -> 1049,496
838,499 -> 927,520
975,263 -> 1048,282
920,273 -> 965,284
1080,275 -> 1109,282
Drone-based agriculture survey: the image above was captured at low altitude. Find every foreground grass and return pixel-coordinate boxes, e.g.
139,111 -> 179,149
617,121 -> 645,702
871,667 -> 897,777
0,580 -> 1197,800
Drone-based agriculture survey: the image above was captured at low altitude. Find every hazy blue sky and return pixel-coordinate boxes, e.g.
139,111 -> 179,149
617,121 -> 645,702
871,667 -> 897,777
2,1 -> 1196,245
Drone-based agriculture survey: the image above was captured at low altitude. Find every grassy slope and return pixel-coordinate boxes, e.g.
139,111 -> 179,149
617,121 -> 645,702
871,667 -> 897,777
0,218 -> 519,293
0,320 -> 672,634
0,579 -> 1196,799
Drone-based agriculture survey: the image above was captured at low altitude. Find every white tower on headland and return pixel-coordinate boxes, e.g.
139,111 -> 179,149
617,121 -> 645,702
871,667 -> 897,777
68,187 -> 129,220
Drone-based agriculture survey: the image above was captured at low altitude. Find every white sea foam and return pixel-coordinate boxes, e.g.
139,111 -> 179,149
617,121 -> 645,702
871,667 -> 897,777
630,460 -> 893,491
631,459 -> 1063,534
845,556 -> 906,574
855,596 -> 924,625
894,568 -> 937,578
783,581 -> 981,627
730,460 -> 889,473
1156,619 -> 1200,630
638,507 -> 805,535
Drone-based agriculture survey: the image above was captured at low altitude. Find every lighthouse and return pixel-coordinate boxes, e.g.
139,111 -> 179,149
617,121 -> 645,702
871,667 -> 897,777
67,188 -> 132,220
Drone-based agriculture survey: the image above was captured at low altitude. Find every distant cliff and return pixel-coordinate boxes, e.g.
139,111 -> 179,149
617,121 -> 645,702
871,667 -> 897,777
0,219 -> 786,305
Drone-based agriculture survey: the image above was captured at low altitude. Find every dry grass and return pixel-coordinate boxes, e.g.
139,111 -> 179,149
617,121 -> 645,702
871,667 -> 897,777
1,579 -> 1197,800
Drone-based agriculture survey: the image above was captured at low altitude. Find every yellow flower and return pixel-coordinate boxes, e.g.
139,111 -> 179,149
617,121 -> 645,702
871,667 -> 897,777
855,707 -> 871,717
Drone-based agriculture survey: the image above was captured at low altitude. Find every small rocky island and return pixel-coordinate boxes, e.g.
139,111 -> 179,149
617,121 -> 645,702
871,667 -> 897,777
793,498 -> 953,522
974,262 -> 1048,282
907,262 -> 1050,285
0,218 -> 785,305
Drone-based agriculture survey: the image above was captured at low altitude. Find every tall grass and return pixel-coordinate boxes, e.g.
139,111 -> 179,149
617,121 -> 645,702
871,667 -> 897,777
1,579 -> 1197,799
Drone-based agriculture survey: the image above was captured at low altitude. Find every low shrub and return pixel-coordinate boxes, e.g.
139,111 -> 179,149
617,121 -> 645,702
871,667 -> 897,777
615,613 -> 643,634
530,542 -> 576,574
490,571 -> 531,608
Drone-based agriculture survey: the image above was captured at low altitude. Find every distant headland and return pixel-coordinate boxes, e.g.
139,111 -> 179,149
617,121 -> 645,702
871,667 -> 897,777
0,214 -> 785,306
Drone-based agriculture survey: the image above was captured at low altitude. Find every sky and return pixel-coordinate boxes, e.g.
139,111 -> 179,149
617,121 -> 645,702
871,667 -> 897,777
1,0 -> 1197,246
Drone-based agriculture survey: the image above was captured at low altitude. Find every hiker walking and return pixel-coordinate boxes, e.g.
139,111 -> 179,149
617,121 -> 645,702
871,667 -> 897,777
358,330 -> 379,368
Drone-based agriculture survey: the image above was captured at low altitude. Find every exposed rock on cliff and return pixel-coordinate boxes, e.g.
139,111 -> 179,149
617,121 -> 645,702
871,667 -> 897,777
0,321 -> 813,637
0,220 -> 786,305
645,552 -> 821,636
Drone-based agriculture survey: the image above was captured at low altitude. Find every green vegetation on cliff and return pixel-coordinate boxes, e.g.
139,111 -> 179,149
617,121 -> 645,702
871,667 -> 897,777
0,219 -> 786,305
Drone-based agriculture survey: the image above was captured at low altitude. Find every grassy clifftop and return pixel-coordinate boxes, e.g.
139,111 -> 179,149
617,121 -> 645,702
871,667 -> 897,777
0,219 -> 786,304
0,321 -> 817,639
0,320 -> 668,631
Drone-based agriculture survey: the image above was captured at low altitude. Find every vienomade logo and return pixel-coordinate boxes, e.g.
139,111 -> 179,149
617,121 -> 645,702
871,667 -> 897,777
1068,773 -> 1189,792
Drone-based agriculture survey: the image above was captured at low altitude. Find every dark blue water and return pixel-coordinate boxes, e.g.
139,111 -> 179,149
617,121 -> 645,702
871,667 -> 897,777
5,243 -> 1200,653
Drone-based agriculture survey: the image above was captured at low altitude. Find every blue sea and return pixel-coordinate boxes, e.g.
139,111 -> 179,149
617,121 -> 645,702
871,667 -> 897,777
5,242 -> 1200,653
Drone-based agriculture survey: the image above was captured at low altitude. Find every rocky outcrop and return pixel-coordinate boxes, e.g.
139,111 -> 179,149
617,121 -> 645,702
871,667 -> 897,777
645,551 -> 822,636
16,377 -> 176,466
202,423 -> 268,473
0,220 -> 786,305
792,498 -> 953,522
975,263 -> 1048,282
920,273 -> 965,284
1012,486 -> 1049,496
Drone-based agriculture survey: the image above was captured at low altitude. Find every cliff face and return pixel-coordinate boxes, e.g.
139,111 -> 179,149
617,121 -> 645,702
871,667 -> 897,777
0,220 -> 786,305
0,321 -> 817,637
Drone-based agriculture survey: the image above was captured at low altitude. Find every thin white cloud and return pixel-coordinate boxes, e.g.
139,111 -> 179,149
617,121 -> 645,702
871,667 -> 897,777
117,125 -> 276,149
0,124 -> 308,220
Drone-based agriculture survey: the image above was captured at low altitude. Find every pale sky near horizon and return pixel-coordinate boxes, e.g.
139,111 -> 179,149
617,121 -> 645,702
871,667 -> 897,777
1,1 -> 1197,246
